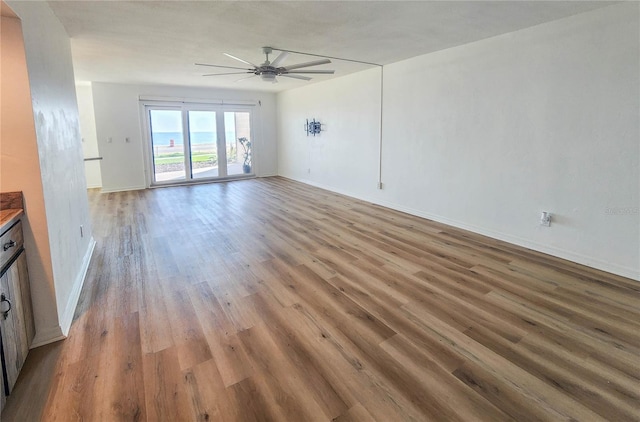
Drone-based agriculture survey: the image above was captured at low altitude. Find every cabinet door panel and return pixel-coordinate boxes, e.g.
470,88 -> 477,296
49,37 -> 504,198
15,254 -> 34,345
0,362 -> 5,413
0,254 -> 29,394
0,271 -> 20,392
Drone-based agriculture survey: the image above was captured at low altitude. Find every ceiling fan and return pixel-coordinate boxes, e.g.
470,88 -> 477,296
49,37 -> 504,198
195,47 -> 335,83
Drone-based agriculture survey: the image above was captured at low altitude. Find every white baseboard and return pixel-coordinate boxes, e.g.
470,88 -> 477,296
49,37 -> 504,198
30,238 -> 95,348
100,185 -> 146,193
375,200 -> 640,281
280,176 -> 640,281
30,325 -> 65,349
59,237 -> 96,337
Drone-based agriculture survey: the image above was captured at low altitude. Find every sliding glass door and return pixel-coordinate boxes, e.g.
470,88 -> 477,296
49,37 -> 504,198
188,111 -> 219,180
149,109 -> 187,182
145,105 -> 253,185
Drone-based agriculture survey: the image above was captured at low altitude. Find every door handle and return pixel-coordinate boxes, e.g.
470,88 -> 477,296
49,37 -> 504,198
0,293 -> 11,320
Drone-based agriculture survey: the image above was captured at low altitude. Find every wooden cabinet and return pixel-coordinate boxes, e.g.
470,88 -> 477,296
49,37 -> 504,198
0,366 -> 4,414
0,220 -> 34,412
1,251 -> 33,390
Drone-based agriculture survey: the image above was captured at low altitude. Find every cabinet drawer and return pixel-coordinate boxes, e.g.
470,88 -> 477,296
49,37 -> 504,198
0,221 -> 23,269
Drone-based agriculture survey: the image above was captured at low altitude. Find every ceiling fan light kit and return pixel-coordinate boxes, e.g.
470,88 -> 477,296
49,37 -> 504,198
261,72 -> 277,82
196,46 -> 336,83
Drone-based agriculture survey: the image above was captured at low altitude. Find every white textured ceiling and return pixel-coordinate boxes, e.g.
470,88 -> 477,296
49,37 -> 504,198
46,1 -> 615,93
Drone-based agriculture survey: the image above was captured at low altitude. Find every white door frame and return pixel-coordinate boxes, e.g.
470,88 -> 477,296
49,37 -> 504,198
140,101 -> 255,187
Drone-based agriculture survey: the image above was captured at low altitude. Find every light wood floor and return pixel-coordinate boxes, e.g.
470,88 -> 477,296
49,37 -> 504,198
3,177 -> 640,421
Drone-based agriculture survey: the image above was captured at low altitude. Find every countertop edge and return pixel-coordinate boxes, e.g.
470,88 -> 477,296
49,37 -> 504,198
0,209 -> 24,234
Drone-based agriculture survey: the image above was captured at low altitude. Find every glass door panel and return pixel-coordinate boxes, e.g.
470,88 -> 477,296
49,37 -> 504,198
225,112 -> 252,176
149,109 -> 186,182
188,111 -> 218,179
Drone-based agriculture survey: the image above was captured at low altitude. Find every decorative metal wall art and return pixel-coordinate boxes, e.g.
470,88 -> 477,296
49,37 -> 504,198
305,119 -> 322,136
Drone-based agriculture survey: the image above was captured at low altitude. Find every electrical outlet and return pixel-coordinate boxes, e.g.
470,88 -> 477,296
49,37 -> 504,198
540,211 -> 551,227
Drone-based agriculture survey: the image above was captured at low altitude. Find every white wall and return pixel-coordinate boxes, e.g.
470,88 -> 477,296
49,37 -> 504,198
6,1 -> 96,344
278,68 -> 382,195
1,8 -> 58,347
76,83 -> 102,188
278,3 -> 640,280
92,83 -> 278,192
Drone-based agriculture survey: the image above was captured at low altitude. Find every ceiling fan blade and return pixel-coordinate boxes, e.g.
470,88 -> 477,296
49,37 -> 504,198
284,70 -> 335,74
282,59 -> 331,71
235,74 -> 258,82
195,63 -> 253,71
270,51 -> 289,67
223,53 -> 259,68
203,72 -> 254,77
279,74 -> 312,81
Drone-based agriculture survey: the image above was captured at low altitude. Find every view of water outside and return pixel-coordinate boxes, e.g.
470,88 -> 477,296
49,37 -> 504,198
149,110 -> 251,182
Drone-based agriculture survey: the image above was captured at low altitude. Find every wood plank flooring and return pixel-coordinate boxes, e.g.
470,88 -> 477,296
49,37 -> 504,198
3,177 -> 639,421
